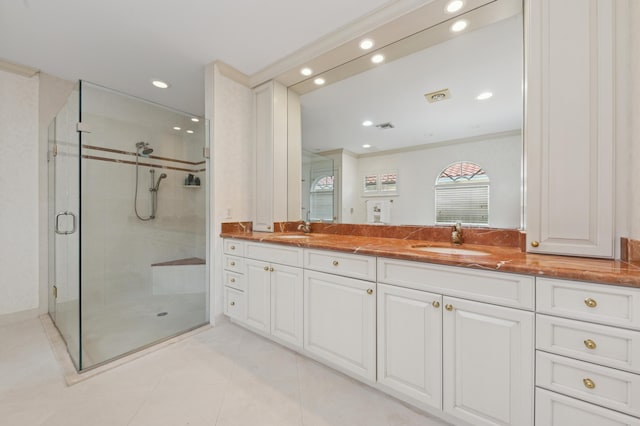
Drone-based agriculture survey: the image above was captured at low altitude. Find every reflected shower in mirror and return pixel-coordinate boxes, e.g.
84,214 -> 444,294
295,0 -> 523,228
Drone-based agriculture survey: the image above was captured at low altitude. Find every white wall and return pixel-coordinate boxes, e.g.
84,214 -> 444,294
630,2 -> 640,240
354,132 -> 522,228
206,63 -> 254,320
0,70 -> 39,317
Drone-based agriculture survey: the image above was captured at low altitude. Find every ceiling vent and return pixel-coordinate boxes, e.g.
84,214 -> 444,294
424,88 -> 451,103
376,122 -> 395,129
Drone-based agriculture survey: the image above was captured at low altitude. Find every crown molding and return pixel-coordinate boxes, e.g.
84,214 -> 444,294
0,59 -> 39,77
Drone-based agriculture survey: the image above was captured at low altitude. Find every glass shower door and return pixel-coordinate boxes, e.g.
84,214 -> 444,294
49,88 -> 81,369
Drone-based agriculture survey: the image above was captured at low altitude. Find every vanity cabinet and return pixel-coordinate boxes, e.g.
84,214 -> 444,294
377,257 -> 534,426
442,296 -> 534,426
253,80 -> 288,232
525,0 -> 617,257
377,284 -> 442,409
535,278 -> 640,424
224,239 -> 304,348
302,249 -> 377,382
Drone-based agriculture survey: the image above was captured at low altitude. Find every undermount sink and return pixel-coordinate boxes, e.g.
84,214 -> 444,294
272,234 -> 314,239
410,245 -> 490,256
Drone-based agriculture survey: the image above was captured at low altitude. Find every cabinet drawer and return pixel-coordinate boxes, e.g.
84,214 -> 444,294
224,271 -> 245,292
537,351 -> 640,417
537,278 -> 640,329
245,242 -> 303,267
223,239 -> 244,256
223,255 -> 245,274
536,388 -> 640,426
377,257 -> 534,309
304,249 -> 376,281
224,287 -> 245,321
537,314 -> 640,373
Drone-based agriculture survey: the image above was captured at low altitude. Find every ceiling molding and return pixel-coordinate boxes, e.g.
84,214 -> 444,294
247,0 -> 429,88
214,60 -> 250,87
356,129 -> 522,158
0,58 -> 39,77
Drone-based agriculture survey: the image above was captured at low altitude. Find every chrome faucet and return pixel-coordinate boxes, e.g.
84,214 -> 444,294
451,222 -> 463,245
297,221 -> 311,233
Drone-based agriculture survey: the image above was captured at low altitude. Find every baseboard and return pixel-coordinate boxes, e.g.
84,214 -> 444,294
0,307 -> 40,326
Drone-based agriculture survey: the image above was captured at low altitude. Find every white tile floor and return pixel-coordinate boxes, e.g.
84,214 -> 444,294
0,317 -> 450,426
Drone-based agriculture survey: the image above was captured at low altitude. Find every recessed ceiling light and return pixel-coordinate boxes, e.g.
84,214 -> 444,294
445,0 -> 464,13
359,39 -> 374,50
300,67 -> 313,76
173,126 -> 181,130
362,120 -> 373,127
314,77 -> 325,86
451,20 -> 468,32
362,144 -> 372,149
186,130 -> 194,134
371,54 -> 385,64
476,92 -> 493,100
191,117 -> 199,122
151,80 -> 169,89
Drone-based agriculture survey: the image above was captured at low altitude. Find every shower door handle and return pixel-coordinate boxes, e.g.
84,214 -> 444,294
55,211 -> 77,235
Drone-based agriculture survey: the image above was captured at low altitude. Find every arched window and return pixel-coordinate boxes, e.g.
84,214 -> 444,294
435,161 -> 489,225
309,175 -> 334,222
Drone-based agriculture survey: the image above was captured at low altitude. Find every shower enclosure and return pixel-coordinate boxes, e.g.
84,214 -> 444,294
48,81 -> 208,370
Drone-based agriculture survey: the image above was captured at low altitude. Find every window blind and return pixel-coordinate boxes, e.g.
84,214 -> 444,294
435,184 -> 489,225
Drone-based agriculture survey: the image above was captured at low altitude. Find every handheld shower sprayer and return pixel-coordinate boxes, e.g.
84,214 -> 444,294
134,142 -> 164,221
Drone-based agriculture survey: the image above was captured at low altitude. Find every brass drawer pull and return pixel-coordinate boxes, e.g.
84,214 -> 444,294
584,298 -> 597,308
584,339 -> 597,350
264,266 -> 269,271
583,378 -> 595,389
230,261 -> 236,266
445,304 -> 453,311
230,301 -> 235,306
332,260 -> 339,266
432,301 -> 440,308
230,278 -> 236,283
270,267 -> 274,272
531,241 -> 539,247
366,289 -> 373,295
230,245 -> 236,250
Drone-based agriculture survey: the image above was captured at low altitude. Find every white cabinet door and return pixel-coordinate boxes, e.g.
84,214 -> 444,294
245,259 -> 271,333
526,0 -> 616,257
270,264 -> 303,348
303,270 -> 376,382
254,80 -> 288,232
443,297 -> 534,426
377,284 -> 442,409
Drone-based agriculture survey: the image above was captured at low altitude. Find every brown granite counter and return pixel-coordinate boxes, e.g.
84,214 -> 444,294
220,231 -> 640,288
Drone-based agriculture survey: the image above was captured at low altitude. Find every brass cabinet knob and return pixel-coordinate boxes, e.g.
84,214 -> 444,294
531,241 -> 539,248
367,289 -> 374,295
332,260 -> 339,266
230,245 -> 236,250
583,378 -> 596,389
230,278 -> 236,283
264,266 -> 269,271
269,267 -> 275,272
584,339 -> 597,350
230,301 -> 235,306
445,304 -> 453,311
432,301 -> 440,308
267,226 -> 272,230
584,298 -> 597,308
230,261 -> 236,266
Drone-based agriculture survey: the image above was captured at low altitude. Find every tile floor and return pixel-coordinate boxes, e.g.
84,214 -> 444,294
0,317 -> 450,426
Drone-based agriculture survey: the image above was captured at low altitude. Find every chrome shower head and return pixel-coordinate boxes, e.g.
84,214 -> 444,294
135,141 -> 154,155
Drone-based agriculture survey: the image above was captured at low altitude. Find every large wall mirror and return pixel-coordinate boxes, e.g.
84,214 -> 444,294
290,0 -> 523,228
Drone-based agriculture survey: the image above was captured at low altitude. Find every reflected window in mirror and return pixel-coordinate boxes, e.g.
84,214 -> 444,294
435,161 -> 489,226
310,175 -> 334,222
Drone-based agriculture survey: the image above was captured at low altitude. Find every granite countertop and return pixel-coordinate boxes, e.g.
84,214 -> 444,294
220,231 -> 640,288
